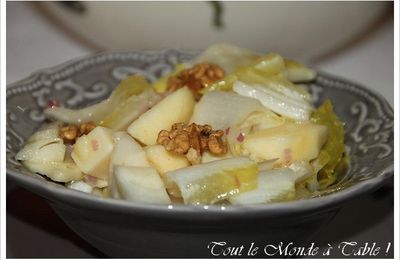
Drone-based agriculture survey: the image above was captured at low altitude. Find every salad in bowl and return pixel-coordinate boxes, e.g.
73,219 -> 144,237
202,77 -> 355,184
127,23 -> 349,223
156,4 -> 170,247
15,43 -> 347,206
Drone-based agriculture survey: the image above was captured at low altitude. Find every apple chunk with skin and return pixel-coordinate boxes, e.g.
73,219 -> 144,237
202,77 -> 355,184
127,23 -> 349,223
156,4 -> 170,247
71,126 -> 115,181
114,166 -> 171,204
242,122 -> 328,164
145,145 -> 189,176
127,87 -> 195,145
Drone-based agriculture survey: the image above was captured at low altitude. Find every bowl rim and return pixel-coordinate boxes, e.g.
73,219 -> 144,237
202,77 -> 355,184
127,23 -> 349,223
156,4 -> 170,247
7,163 -> 393,219
6,50 -> 394,219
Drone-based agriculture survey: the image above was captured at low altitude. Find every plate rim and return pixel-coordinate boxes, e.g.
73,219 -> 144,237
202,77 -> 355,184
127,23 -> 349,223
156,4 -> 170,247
6,50 -> 394,218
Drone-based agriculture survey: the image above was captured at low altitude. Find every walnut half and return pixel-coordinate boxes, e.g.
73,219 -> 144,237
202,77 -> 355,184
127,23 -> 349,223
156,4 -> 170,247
156,122 -> 227,164
59,121 -> 96,144
167,63 -> 225,100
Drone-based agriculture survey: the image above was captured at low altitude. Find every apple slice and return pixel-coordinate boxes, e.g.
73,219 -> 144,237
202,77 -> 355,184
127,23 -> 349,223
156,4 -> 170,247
71,126 -> 115,180
114,166 -> 171,204
242,122 -> 328,164
145,145 -> 189,176
229,168 -> 296,205
165,157 -> 259,205
127,87 -> 195,145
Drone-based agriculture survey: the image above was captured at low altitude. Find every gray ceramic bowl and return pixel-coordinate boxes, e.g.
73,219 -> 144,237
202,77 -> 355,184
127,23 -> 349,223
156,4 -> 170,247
6,50 -> 393,257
